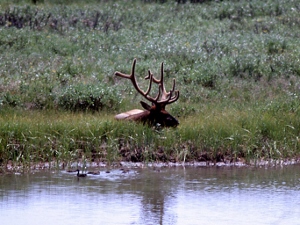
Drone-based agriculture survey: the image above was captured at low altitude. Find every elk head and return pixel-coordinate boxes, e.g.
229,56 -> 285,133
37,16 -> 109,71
114,58 -> 180,127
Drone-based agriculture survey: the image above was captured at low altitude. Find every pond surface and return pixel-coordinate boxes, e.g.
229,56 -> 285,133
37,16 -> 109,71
1,165 -> 300,225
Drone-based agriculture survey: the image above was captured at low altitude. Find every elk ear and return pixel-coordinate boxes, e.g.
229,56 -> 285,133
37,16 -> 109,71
140,101 -> 152,111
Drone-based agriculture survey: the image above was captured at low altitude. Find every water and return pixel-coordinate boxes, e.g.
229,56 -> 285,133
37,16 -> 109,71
1,165 -> 300,225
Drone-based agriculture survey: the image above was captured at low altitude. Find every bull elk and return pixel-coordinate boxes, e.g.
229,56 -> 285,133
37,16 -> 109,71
114,58 -> 180,127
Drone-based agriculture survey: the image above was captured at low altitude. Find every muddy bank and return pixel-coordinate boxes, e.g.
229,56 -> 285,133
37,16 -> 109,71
1,157 -> 300,174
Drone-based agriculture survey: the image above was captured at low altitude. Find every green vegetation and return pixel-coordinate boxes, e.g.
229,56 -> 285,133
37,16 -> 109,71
0,0 -> 300,171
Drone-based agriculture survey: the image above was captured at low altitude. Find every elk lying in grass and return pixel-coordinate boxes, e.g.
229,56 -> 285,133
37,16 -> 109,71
114,58 -> 180,127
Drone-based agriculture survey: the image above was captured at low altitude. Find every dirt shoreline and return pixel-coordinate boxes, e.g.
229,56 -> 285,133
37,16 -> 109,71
1,157 -> 300,174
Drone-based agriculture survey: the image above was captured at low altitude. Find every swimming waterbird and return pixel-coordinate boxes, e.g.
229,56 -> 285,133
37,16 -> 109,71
76,169 -> 87,177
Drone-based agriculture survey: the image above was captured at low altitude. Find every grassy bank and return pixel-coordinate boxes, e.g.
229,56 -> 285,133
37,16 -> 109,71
0,0 -> 300,170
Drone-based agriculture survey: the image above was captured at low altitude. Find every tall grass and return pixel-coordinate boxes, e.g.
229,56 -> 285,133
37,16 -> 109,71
1,96 -> 299,170
0,0 -> 300,170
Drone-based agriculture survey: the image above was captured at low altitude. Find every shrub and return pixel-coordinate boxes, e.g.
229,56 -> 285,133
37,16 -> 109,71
57,83 -> 120,111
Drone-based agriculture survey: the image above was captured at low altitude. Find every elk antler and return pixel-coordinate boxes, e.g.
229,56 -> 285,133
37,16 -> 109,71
145,61 -> 179,105
115,58 -> 179,106
115,59 -> 153,97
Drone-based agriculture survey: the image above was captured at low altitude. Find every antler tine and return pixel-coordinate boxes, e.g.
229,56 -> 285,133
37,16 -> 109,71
157,78 -> 179,104
144,61 -> 180,105
166,90 -> 180,104
159,62 -> 169,100
145,62 -> 173,101
114,58 -> 135,79
115,58 -> 155,102
145,85 -> 162,103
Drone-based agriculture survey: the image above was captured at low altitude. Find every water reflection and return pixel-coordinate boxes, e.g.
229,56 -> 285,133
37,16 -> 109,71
0,165 -> 300,225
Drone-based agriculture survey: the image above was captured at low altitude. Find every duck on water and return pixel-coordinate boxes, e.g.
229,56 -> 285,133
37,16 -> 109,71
76,169 -> 87,177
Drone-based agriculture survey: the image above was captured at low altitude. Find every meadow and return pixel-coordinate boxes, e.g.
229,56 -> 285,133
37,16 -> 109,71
0,0 -> 300,171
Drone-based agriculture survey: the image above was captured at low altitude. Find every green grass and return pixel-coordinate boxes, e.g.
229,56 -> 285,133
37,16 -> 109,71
0,0 -> 300,171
